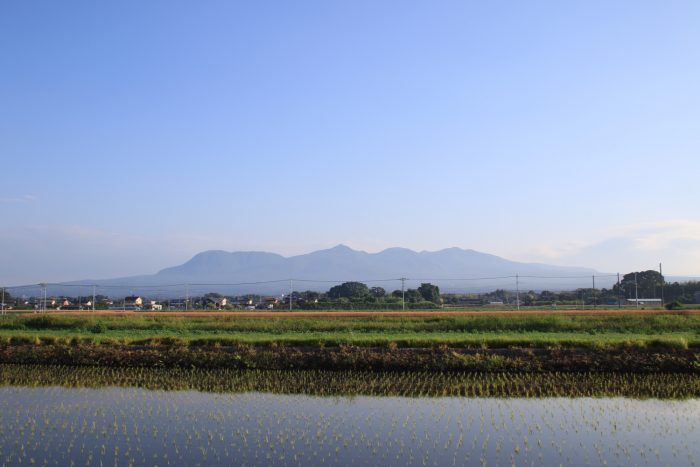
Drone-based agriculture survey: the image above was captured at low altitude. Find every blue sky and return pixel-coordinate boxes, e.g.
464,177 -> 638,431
1,1 -> 699,285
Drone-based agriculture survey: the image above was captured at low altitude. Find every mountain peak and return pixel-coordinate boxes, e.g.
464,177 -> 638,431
54,244 -> 607,296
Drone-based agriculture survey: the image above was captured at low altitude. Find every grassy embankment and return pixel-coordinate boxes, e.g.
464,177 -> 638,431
0,314 -> 698,371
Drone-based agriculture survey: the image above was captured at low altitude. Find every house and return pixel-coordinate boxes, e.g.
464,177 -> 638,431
147,301 -> 163,311
124,296 -> 143,307
204,296 -> 228,309
626,298 -> 662,306
31,297 -> 57,309
109,296 -> 143,311
167,300 -> 187,310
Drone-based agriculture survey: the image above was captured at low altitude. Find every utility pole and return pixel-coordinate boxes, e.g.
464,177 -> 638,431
592,275 -> 596,309
185,284 -> 189,312
92,285 -> 96,312
401,277 -> 406,311
289,279 -> 293,311
617,273 -> 621,309
39,283 -> 47,313
659,263 -> 665,306
634,272 -> 639,309
1,287 -> 4,315
515,274 -> 520,311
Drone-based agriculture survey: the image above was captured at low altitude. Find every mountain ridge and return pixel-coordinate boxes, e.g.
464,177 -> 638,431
44,245 -> 615,296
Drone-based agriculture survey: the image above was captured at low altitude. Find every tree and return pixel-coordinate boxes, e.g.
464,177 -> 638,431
369,287 -> 386,298
404,289 -> 423,303
1,289 -> 12,304
299,290 -> 320,302
417,283 -> 441,304
615,270 -> 664,299
327,282 -> 370,299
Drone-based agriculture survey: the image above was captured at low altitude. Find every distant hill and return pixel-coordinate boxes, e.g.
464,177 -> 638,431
45,245 -> 613,297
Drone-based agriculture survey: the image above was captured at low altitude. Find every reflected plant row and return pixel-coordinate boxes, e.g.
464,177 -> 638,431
1,364 -> 697,398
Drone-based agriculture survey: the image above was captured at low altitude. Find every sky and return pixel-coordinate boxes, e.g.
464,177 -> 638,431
1,1 -> 700,285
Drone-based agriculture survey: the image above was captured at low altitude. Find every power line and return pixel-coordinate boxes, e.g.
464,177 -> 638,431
4,270 -> 696,297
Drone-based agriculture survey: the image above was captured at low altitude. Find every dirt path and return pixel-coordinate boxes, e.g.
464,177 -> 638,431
3,309 -> 699,317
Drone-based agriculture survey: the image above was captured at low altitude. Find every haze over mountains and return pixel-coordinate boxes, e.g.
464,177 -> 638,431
49,245 -> 616,297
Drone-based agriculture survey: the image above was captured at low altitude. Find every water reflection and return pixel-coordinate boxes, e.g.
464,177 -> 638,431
0,385 -> 697,466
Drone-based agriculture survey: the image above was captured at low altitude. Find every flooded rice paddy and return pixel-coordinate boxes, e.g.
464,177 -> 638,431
0,366 -> 698,466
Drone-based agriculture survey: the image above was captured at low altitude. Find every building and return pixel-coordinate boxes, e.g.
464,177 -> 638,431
108,296 -> 143,311
625,298 -> 663,306
456,298 -> 484,306
124,296 -> 143,307
204,296 -> 228,309
167,300 -> 187,310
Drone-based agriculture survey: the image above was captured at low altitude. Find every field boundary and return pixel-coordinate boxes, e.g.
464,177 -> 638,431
2,309 -> 699,317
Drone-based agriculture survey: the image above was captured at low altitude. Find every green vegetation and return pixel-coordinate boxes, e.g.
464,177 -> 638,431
1,313 -> 698,345
0,374 -> 697,466
0,313 -> 697,371
2,364 -> 697,398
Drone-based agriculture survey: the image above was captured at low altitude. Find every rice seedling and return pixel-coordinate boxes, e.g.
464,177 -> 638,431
0,365 -> 697,466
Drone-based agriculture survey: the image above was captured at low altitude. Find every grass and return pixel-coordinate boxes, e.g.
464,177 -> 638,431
0,313 -> 698,348
0,329 -> 697,349
0,314 -> 696,371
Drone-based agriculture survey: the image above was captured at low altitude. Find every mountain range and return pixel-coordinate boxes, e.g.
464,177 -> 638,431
49,245 -> 615,297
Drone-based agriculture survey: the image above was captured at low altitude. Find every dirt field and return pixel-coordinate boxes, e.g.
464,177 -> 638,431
3,309 -> 699,318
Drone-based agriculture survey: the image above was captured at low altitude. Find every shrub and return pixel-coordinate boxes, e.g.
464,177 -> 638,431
23,316 -> 60,330
665,301 -> 683,310
90,322 -> 107,334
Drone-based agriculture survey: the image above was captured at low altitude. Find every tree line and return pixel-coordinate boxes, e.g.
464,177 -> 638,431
2,271 -> 698,310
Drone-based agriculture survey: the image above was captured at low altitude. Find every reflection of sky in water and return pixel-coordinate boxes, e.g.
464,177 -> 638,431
0,386 -> 697,466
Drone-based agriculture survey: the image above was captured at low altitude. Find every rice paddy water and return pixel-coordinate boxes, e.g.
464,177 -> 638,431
0,365 -> 698,466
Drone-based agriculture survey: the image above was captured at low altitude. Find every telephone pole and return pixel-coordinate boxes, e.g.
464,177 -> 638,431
92,285 -> 96,312
401,277 -> 406,311
515,274 -> 520,311
39,283 -> 47,313
659,263 -> 664,305
634,272 -> 639,309
592,275 -> 596,309
289,279 -> 293,311
617,273 -> 621,309
1,287 -> 5,315
185,283 -> 189,311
